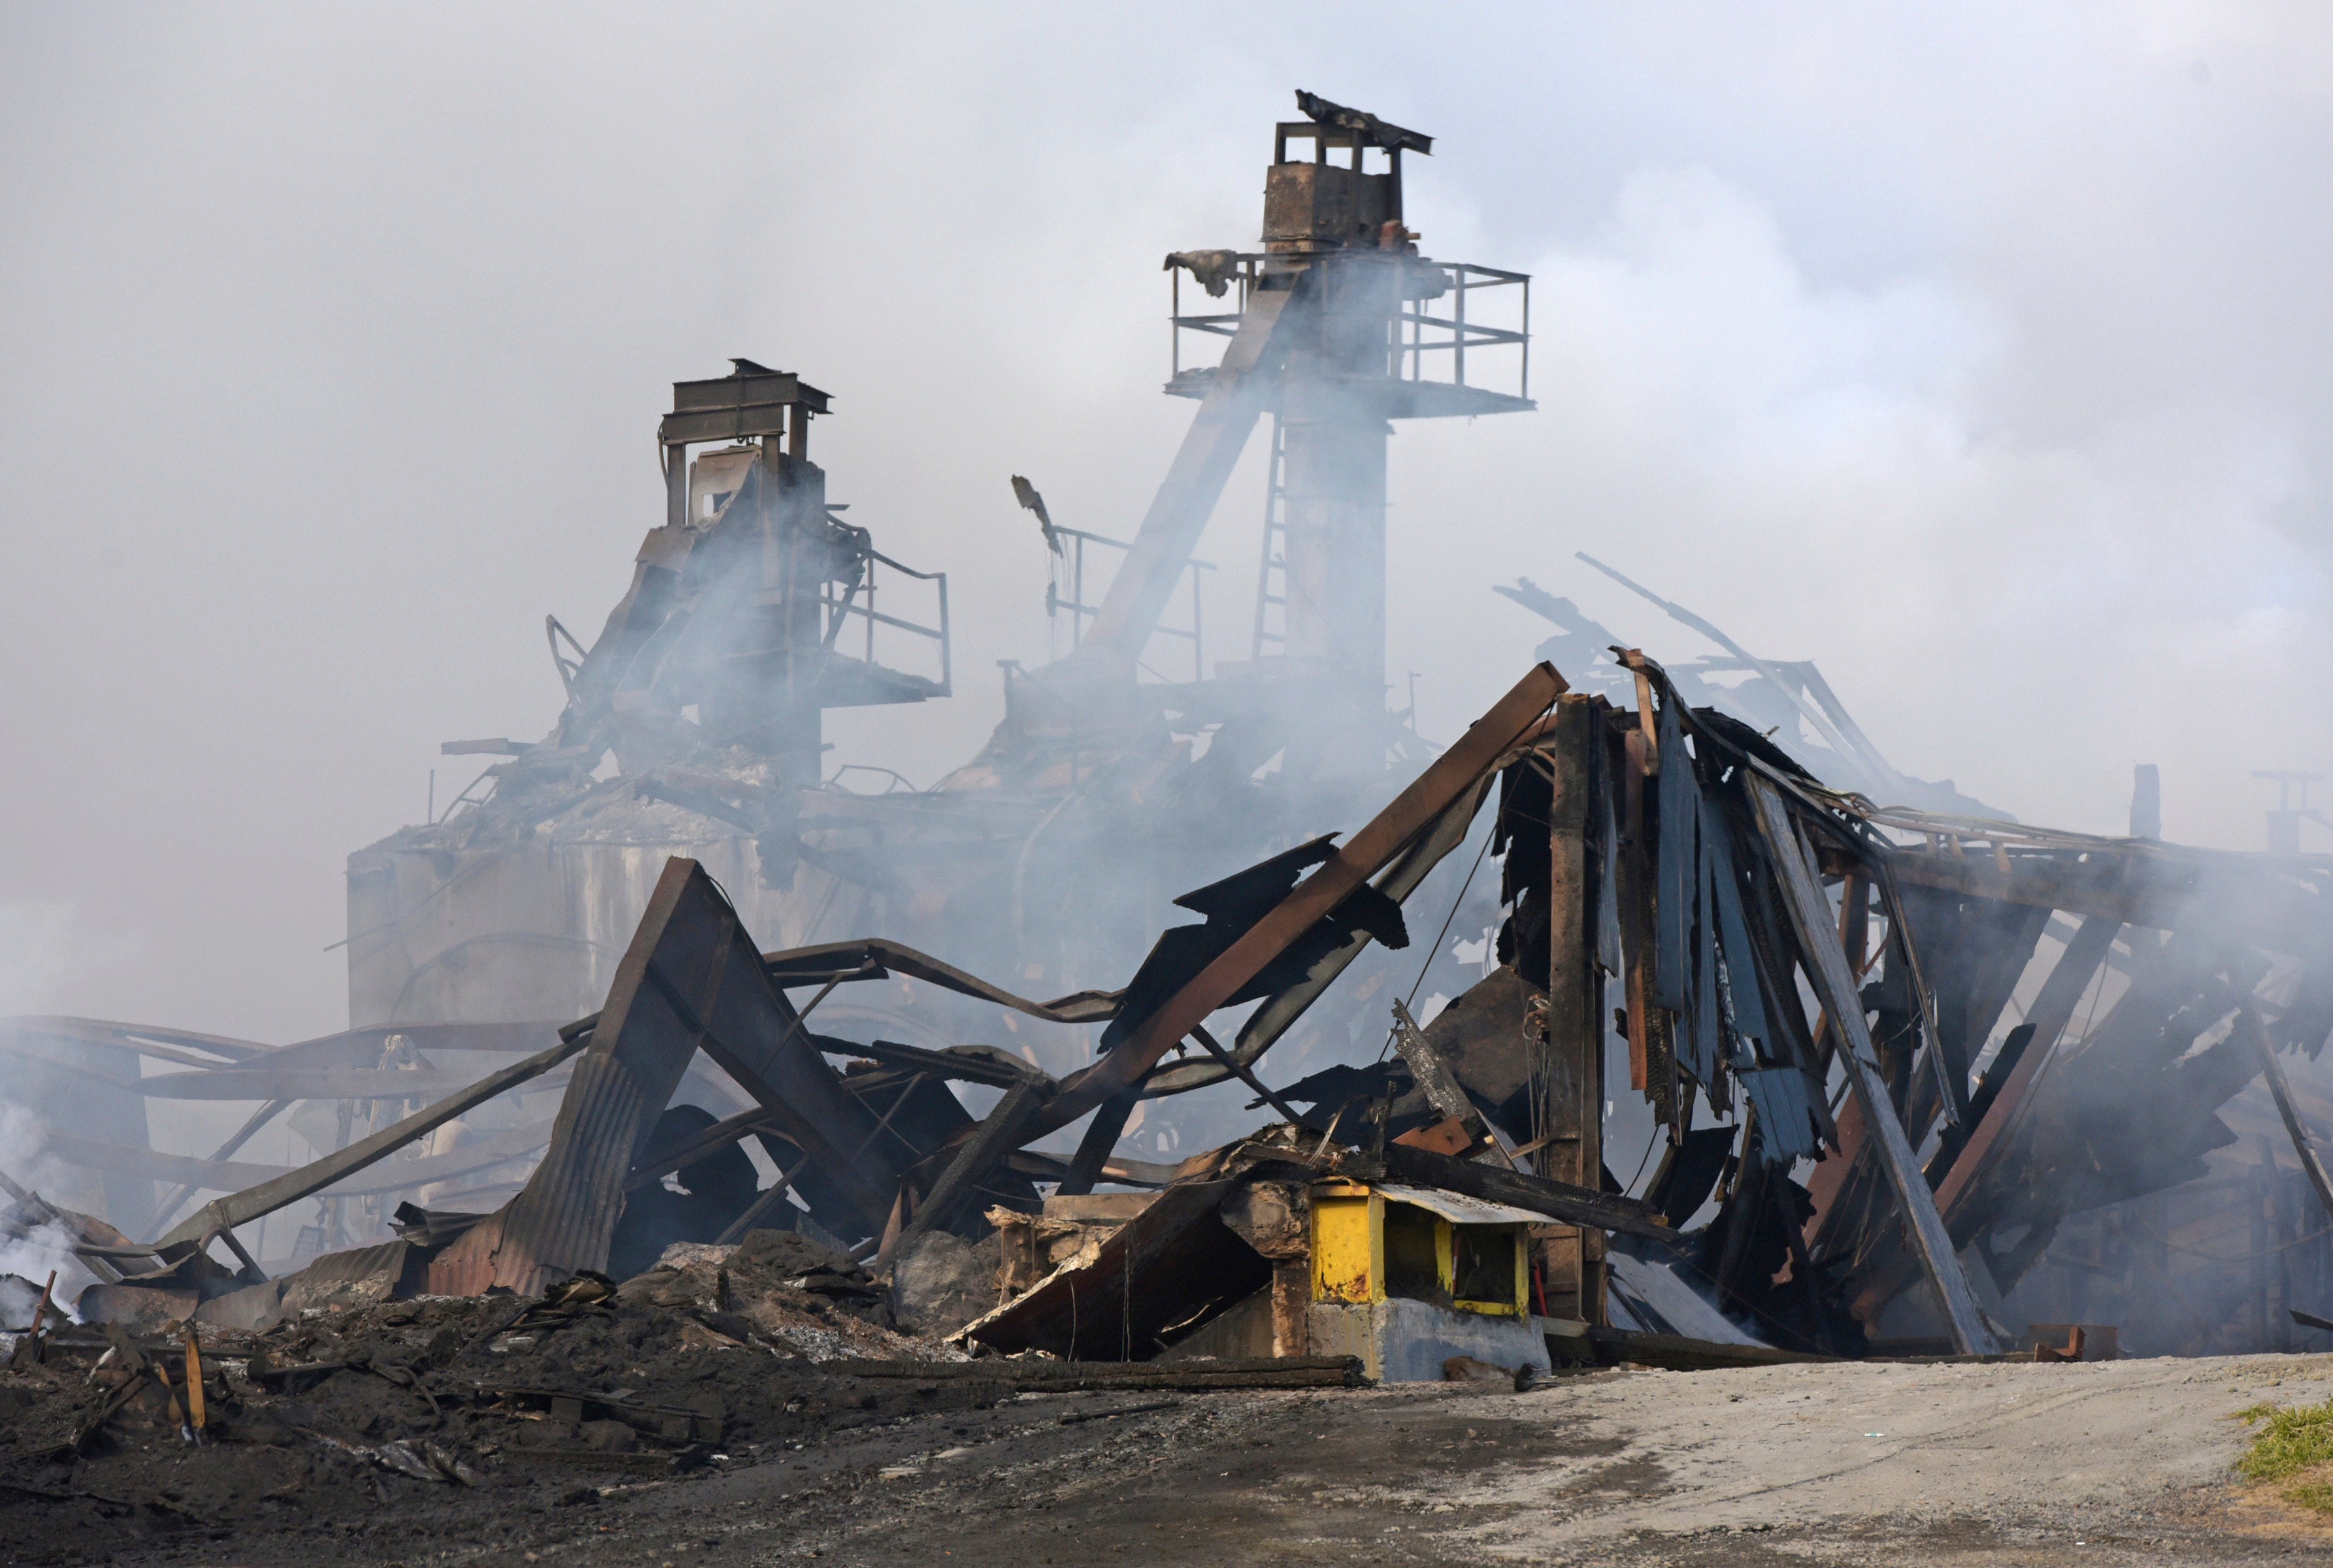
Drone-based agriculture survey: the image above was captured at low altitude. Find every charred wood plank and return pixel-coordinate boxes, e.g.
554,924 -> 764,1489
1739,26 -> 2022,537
1534,694 -> 1607,1320
1615,719 -> 1664,1107
1143,774 -> 1499,1098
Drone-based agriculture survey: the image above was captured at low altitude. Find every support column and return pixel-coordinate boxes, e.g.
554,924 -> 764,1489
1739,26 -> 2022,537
766,452 -> 827,787
665,440 -> 687,529
1270,1258 -> 1311,1356
1534,694 -> 1606,1323
1276,385 -> 1387,705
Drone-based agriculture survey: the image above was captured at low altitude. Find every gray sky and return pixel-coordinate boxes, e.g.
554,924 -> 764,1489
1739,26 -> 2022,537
4,3 -> 2328,1043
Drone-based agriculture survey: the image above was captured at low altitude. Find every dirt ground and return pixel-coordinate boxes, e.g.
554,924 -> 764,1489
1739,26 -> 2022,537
11,1339 -> 2333,1567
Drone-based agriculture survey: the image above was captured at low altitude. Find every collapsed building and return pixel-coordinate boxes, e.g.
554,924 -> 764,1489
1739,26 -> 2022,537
14,652 -> 2333,1371
9,93 -> 2333,1469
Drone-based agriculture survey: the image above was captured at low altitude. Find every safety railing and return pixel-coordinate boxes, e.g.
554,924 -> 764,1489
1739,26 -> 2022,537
1170,252 -> 1530,406
820,547 -> 951,697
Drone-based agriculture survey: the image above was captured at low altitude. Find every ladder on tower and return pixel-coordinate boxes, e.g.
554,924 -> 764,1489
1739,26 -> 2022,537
1249,414 -> 1288,659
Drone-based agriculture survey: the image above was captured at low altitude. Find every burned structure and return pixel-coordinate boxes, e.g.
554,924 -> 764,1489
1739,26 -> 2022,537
8,93 -> 2333,1436
342,91 -> 1533,1154
17,641 -> 2333,1379
346,361 -> 952,1030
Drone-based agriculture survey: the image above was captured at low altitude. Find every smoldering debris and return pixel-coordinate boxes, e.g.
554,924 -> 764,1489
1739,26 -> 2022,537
0,1228 -> 1006,1561
8,655 -> 2333,1553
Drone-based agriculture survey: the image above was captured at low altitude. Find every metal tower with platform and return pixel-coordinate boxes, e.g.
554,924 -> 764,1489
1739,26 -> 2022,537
1056,90 -> 1532,760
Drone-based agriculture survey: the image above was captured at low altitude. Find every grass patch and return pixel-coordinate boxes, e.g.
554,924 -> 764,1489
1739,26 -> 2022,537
2237,1397 -> 2333,1516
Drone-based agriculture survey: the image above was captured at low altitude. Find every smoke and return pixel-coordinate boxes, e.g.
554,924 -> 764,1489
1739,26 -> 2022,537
1389,161 -> 2330,845
0,904 -> 101,1315
0,899 -> 101,1017
3,6 -> 2330,1040
0,1102 -> 86,1318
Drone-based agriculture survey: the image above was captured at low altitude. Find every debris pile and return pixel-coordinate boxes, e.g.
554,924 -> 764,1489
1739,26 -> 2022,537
0,1228 -> 1011,1556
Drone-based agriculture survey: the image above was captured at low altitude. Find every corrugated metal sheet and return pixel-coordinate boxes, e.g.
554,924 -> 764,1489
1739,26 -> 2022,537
476,859 -> 734,1296
425,1209 -> 505,1296
435,855 -> 915,1297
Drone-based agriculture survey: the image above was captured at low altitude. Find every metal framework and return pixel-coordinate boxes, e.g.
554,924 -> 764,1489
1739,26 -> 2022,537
821,544 -> 951,698
1170,253 -> 1529,407
1046,524 -> 1214,681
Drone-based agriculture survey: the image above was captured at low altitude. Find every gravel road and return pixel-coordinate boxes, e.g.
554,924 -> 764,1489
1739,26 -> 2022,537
44,1352 -> 2333,1566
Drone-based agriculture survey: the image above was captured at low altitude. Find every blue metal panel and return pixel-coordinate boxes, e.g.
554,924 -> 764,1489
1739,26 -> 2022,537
1652,696 -> 1696,1013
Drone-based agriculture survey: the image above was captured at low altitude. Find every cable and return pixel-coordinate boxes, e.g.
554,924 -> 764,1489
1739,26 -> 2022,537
1376,824 -> 1499,1064
1406,823 -> 1499,1010
1623,1122 -> 1662,1193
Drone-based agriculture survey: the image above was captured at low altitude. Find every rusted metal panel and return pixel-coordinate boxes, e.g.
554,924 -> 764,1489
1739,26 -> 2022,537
660,369 -> 830,446
458,860 -> 768,1294
1263,161 -> 1393,248
434,857 -> 922,1295
427,1209 -> 506,1297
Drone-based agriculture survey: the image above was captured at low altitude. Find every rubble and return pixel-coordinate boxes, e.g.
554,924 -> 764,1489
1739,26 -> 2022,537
885,1231 -> 1000,1338
0,1228 -> 1011,1561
